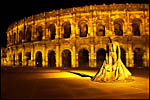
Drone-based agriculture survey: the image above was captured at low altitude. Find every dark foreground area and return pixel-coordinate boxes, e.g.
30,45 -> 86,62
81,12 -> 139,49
1,66 -> 149,99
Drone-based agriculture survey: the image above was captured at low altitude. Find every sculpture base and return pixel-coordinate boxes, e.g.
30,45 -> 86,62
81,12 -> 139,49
91,77 -> 134,83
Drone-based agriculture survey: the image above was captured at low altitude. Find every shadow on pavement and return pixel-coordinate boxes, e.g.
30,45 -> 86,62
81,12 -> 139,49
68,71 -> 94,79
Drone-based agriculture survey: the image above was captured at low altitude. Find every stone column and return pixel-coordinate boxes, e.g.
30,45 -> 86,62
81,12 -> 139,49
146,48 -> 149,67
71,21 -> 76,39
56,25 -> 60,39
75,53 -> 79,67
31,20 -> 35,41
45,48 -> 48,68
56,43 -> 60,68
60,50 -> 62,68
42,46 -> 46,67
30,46 -> 34,67
88,19 -> 93,37
75,23 -> 79,38
89,44 -> 96,68
143,51 -> 147,67
126,52 -> 129,67
72,45 -> 76,68
22,47 -> 26,67
42,24 -> 46,40
128,46 -> 134,67
143,48 -> 149,67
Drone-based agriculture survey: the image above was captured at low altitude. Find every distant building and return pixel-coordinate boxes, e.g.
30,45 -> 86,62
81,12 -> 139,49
5,3 -> 149,68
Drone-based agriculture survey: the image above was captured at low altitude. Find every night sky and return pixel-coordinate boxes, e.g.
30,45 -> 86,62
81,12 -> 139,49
0,0 -> 148,48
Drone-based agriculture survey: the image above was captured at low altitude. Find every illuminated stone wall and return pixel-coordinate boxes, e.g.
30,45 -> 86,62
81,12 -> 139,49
1,48 -> 7,66
6,3 -> 149,68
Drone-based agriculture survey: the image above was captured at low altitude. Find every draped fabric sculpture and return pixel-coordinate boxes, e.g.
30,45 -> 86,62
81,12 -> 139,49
92,37 -> 132,82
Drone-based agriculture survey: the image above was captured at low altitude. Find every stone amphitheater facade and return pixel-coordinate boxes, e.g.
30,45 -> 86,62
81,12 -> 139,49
6,3 -> 149,68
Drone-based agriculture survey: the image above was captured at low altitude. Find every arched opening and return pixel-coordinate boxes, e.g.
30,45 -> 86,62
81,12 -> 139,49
63,22 -> 71,38
78,49 -> 89,67
13,54 -> 15,66
48,24 -> 56,40
114,18 -> 124,36
132,18 -> 142,36
79,22 -> 88,37
48,50 -> 56,67
96,24 -> 105,36
62,50 -> 71,67
26,52 -> 31,66
134,48 -> 144,67
36,51 -> 42,67
26,27 -> 32,42
36,26 -> 43,41
14,33 -> 16,44
96,48 -> 106,67
18,53 -> 22,66
19,31 -> 22,43
120,48 -> 126,66
22,28 -> 25,41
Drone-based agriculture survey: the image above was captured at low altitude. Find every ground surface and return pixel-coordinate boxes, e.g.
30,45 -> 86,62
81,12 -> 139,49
1,67 -> 149,99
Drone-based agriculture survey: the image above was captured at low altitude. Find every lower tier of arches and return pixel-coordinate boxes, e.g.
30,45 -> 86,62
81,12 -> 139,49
6,44 -> 149,68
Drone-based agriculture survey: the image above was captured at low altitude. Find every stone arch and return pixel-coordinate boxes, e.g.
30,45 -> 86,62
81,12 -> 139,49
96,23 -> 105,36
36,51 -> 42,67
132,18 -> 142,36
26,27 -> 32,42
120,47 -> 126,66
78,21 -> 88,37
133,48 -> 145,67
13,32 -> 16,44
47,24 -> 56,40
36,26 -> 43,41
22,29 -> 25,41
18,53 -> 22,66
19,30 -> 23,43
114,18 -> 124,36
96,48 -> 106,67
78,48 -> 89,68
13,54 -> 15,66
48,50 -> 56,67
62,22 -> 71,38
62,49 -> 72,67
26,52 -> 31,66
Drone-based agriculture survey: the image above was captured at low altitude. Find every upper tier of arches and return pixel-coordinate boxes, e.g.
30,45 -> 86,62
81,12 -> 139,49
6,4 -> 149,46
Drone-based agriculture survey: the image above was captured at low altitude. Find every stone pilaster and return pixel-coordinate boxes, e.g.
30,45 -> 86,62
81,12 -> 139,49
72,46 -> 76,68
89,44 -> 96,68
128,46 -> 134,67
56,43 -> 60,68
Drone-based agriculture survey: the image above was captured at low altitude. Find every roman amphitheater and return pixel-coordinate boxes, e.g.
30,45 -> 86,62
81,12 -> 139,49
5,3 -> 149,68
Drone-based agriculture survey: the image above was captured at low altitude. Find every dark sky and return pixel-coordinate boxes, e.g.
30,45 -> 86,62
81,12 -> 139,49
0,0 -> 149,47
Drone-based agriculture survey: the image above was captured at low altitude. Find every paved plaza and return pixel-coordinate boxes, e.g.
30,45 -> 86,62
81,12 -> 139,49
1,67 -> 149,99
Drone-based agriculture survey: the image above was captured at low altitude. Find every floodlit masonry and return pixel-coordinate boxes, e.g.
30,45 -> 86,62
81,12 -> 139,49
5,3 -> 149,68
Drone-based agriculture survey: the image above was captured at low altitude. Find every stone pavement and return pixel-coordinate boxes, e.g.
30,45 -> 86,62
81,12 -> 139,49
1,67 -> 149,99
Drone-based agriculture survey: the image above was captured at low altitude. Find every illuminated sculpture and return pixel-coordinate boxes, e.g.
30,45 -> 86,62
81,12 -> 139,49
92,37 -> 132,82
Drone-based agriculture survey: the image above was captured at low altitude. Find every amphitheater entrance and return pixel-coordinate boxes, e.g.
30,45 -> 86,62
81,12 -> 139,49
48,51 -> 56,67
26,52 -> 31,66
134,48 -> 144,67
78,49 -> 89,68
36,51 -> 42,67
96,48 -> 106,67
121,48 -> 126,66
62,50 -> 71,67
18,53 -> 22,66
13,54 -> 15,66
